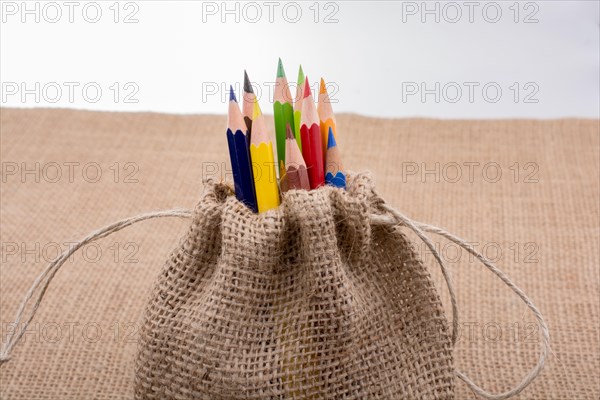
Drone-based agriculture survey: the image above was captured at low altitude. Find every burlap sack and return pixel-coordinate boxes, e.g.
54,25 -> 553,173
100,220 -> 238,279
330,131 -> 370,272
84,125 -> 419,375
134,173 -> 454,399
0,169 -> 547,399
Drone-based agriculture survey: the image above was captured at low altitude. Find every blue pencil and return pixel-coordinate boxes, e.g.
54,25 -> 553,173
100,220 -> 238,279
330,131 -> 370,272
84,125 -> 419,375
227,86 -> 258,212
325,127 -> 346,189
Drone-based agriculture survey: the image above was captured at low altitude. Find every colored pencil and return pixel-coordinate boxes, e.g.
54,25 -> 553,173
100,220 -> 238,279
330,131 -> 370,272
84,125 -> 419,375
318,78 -> 337,156
300,77 -> 325,189
325,127 -> 346,189
242,70 -> 256,138
279,160 -> 288,193
281,123 -> 310,192
227,86 -> 258,212
273,58 -> 295,167
250,100 -> 280,213
292,65 -> 305,151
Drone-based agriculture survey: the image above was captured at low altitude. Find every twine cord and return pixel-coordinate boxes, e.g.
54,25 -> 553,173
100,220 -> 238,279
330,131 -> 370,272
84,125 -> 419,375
0,207 -> 548,400
373,204 -> 549,400
0,209 -> 192,365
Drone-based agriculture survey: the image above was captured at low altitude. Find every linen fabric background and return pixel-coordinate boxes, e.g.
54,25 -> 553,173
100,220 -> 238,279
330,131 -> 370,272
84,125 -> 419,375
0,108 -> 598,399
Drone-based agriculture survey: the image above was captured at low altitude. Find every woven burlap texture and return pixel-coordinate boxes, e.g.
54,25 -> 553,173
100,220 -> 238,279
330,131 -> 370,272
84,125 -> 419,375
135,173 -> 453,399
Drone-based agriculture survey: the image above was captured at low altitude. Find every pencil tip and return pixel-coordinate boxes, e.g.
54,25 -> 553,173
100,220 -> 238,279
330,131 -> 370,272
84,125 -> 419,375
285,123 -> 294,139
327,127 -> 336,148
320,78 -> 326,94
297,65 -> 305,85
277,58 -> 285,78
244,71 -> 254,93
303,77 -> 312,98
229,85 -> 237,102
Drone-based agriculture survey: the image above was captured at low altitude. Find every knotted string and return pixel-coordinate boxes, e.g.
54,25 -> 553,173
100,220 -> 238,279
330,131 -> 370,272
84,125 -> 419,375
0,207 -> 548,400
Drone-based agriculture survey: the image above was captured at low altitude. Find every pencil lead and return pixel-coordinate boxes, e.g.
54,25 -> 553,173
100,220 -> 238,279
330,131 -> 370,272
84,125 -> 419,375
320,78 -> 327,95
286,123 -> 295,140
277,58 -> 286,78
303,77 -> 312,99
244,70 -> 254,93
297,65 -> 305,86
327,127 -> 337,148
229,85 -> 237,102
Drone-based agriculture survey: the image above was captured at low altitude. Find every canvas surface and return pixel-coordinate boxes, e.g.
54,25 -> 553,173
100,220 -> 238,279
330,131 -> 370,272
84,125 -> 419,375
0,108 -> 598,399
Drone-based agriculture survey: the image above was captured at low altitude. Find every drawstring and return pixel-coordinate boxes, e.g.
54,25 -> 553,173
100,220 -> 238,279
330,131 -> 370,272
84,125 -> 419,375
0,209 -> 192,364
371,204 -> 549,400
0,206 -> 548,400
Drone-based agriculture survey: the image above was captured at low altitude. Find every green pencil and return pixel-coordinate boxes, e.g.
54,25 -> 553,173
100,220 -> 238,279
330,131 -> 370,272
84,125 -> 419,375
293,65 -> 305,151
273,58 -> 295,167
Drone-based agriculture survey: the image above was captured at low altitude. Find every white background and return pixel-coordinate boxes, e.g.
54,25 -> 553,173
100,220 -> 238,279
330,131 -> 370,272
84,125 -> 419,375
1,0 -> 599,119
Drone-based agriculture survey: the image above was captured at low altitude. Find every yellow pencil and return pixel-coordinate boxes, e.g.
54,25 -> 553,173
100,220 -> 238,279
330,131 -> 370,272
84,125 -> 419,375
250,101 -> 280,213
279,160 -> 288,193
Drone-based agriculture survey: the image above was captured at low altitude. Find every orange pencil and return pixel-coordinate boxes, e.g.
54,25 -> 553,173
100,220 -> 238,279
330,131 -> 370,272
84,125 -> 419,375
317,78 -> 337,156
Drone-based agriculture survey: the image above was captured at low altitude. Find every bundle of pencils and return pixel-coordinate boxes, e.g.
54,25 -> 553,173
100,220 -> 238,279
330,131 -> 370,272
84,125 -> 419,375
226,60 -> 346,213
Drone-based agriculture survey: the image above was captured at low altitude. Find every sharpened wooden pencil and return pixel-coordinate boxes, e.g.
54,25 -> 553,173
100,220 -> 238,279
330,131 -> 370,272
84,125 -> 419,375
318,78 -> 337,156
293,65 -> 305,151
279,160 -> 288,193
227,86 -> 258,212
273,58 -> 295,168
325,127 -> 346,189
243,70 -> 256,138
250,100 -> 280,213
300,77 -> 325,189
282,123 -> 310,192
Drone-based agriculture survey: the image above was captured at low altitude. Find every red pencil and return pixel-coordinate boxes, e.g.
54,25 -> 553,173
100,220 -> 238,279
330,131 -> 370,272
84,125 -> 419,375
299,77 -> 325,189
